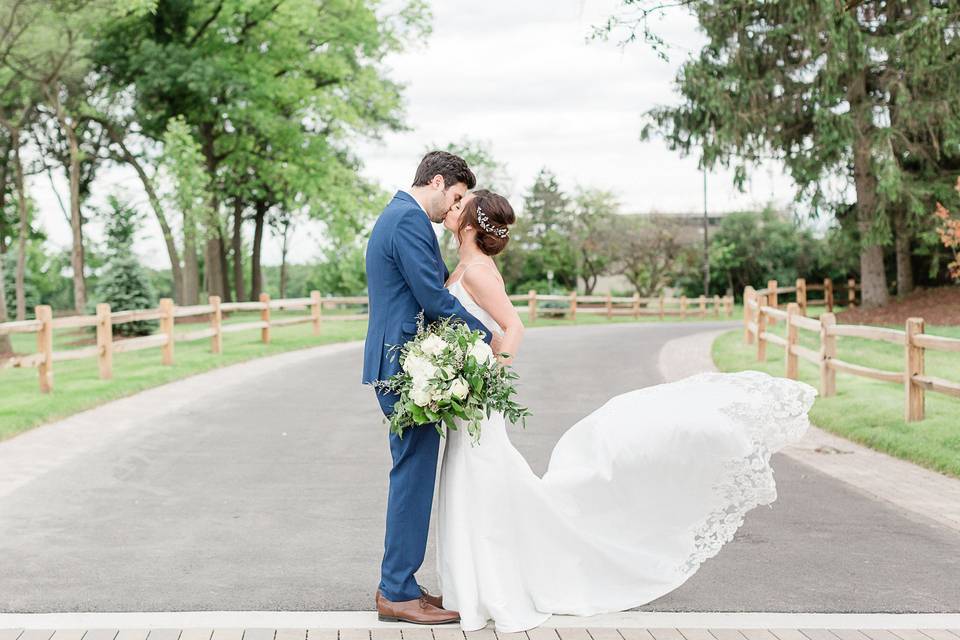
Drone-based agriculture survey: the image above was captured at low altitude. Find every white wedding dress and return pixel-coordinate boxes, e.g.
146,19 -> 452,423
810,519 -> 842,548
435,276 -> 817,632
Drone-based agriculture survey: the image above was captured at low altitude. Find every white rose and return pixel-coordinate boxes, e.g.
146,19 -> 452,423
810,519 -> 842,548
403,354 -> 437,380
468,340 -> 495,366
420,334 -> 448,357
449,377 -> 469,400
410,379 -> 433,407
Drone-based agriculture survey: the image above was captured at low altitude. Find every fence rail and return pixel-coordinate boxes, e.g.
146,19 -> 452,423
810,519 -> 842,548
742,278 -> 960,422
513,290 -> 734,323
3,287 -> 734,394
0,291 -> 338,393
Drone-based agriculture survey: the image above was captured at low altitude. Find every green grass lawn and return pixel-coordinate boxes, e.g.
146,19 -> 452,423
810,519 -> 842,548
1,305 -> 738,442
712,320 -> 960,478
1,310 -> 368,442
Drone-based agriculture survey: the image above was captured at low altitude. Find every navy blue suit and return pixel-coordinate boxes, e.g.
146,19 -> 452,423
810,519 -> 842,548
363,190 -> 492,602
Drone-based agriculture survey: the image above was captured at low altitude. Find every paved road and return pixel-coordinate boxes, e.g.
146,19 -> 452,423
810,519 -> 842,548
1,322 -> 958,613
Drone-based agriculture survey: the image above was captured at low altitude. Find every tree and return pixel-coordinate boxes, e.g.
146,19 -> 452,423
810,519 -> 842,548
572,188 -> 620,295
0,0 -> 151,313
608,1 -> 960,308
94,0 -> 428,303
91,195 -> 156,336
612,215 -> 688,297
933,177 -> 960,283
0,143 -> 12,354
500,168 -> 578,292
161,115 -> 209,305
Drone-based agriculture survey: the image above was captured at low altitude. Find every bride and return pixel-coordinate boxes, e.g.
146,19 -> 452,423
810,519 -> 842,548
434,189 -> 816,632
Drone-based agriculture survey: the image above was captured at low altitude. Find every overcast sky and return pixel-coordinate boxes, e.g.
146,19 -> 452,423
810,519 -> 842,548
31,0 -> 796,269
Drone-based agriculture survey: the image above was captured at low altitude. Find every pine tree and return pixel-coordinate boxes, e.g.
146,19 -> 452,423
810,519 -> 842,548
608,1 -> 960,307
92,195 -> 156,336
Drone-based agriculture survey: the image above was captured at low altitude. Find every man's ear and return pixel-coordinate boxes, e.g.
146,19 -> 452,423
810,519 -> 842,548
432,174 -> 445,190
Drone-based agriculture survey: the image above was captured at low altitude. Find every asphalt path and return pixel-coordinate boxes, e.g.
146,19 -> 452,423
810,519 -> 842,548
1,322 -> 958,612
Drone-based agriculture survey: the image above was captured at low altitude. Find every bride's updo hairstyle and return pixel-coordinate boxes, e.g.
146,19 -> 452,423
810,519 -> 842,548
457,189 -> 516,256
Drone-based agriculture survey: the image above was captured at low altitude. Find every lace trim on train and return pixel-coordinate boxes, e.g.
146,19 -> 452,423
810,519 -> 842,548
678,371 -> 816,574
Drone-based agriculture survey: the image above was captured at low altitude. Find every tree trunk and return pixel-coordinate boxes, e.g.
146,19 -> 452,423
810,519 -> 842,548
68,147 -> 85,312
199,122 -> 224,300
250,200 -> 267,300
849,73 -> 889,309
583,273 -> 597,295
0,254 -> 9,355
218,224 -> 231,302
99,116 -> 183,303
279,217 -> 291,299
12,127 -> 28,321
0,138 -> 11,354
232,198 -> 246,302
893,208 -> 914,296
51,103 -> 87,314
205,236 -> 223,298
182,209 -> 200,305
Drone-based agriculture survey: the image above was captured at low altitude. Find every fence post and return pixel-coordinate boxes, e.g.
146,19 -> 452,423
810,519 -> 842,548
756,294 -> 768,361
159,298 -> 175,365
260,292 -> 271,343
528,290 -> 537,323
96,303 -> 113,380
819,312 -> 836,397
632,293 -> 640,319
713,294 -> 720,317
824,277 -> 834,312
209,295 -> 222,354
606,292 -> 613,319
848,278 -> 856,306
569,291 -> 577,320
786,302 -> 799,379
796,278 -> 807,316
905,317 -> 925,422
727,295 -> 734,317
767,279 -> 778,324
743,286 -> 755,344
658,295 -> 665,320
680,295 -> 687,319
35,305 -> 53,393
311,290 -> 322,335
698,295 -> 706,318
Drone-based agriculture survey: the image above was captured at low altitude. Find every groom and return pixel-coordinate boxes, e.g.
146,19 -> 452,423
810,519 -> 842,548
362,151 -> 496,624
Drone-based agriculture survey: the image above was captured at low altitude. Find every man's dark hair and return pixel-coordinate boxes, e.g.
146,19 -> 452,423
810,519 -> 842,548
412,150 -> 476,190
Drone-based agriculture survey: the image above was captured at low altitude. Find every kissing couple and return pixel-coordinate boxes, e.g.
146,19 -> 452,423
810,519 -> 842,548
361,151 -> 816,632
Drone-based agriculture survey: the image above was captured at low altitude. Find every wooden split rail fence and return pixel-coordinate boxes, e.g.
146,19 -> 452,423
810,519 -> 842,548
2,289 -> 733,394
0,291 -> 371,394
510,290 -> 734,322
743,278 -> 960,422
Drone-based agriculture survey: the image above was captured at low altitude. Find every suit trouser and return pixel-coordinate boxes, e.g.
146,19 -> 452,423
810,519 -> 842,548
375,388 -> 441,602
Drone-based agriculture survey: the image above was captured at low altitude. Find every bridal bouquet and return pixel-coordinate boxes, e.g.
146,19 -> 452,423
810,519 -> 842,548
373,313 -> 530,445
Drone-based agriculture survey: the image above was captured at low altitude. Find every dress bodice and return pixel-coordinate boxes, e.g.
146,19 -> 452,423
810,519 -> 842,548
446,279 -> 505,339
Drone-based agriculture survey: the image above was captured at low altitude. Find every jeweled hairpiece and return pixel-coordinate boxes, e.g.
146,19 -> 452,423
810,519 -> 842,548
476,205 -> 509,238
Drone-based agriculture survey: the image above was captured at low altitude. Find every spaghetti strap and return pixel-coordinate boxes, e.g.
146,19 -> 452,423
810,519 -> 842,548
450,261 -> 502,287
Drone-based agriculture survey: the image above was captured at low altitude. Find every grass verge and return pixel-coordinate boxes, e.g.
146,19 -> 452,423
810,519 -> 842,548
712,323 -> 960,478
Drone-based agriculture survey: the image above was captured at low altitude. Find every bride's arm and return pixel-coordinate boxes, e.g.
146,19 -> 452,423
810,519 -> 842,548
461,267 -> 524,365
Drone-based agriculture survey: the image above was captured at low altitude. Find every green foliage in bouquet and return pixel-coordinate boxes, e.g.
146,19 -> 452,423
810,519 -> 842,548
373,313 -> 531,445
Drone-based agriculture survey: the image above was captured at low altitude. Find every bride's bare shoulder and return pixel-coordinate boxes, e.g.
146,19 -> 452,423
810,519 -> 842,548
461,261 -> 505,297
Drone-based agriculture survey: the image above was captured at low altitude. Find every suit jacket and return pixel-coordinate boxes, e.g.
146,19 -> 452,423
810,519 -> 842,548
362,190 -> 493,385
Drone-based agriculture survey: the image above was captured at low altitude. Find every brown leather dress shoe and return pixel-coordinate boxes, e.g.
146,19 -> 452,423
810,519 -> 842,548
418,585 -> 443,609
376,588 -> 460,624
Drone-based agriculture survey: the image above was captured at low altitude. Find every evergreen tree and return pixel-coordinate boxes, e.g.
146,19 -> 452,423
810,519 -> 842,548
501,169 -> 579,292
606,0 -> 960,307
92,196 -> 156,336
